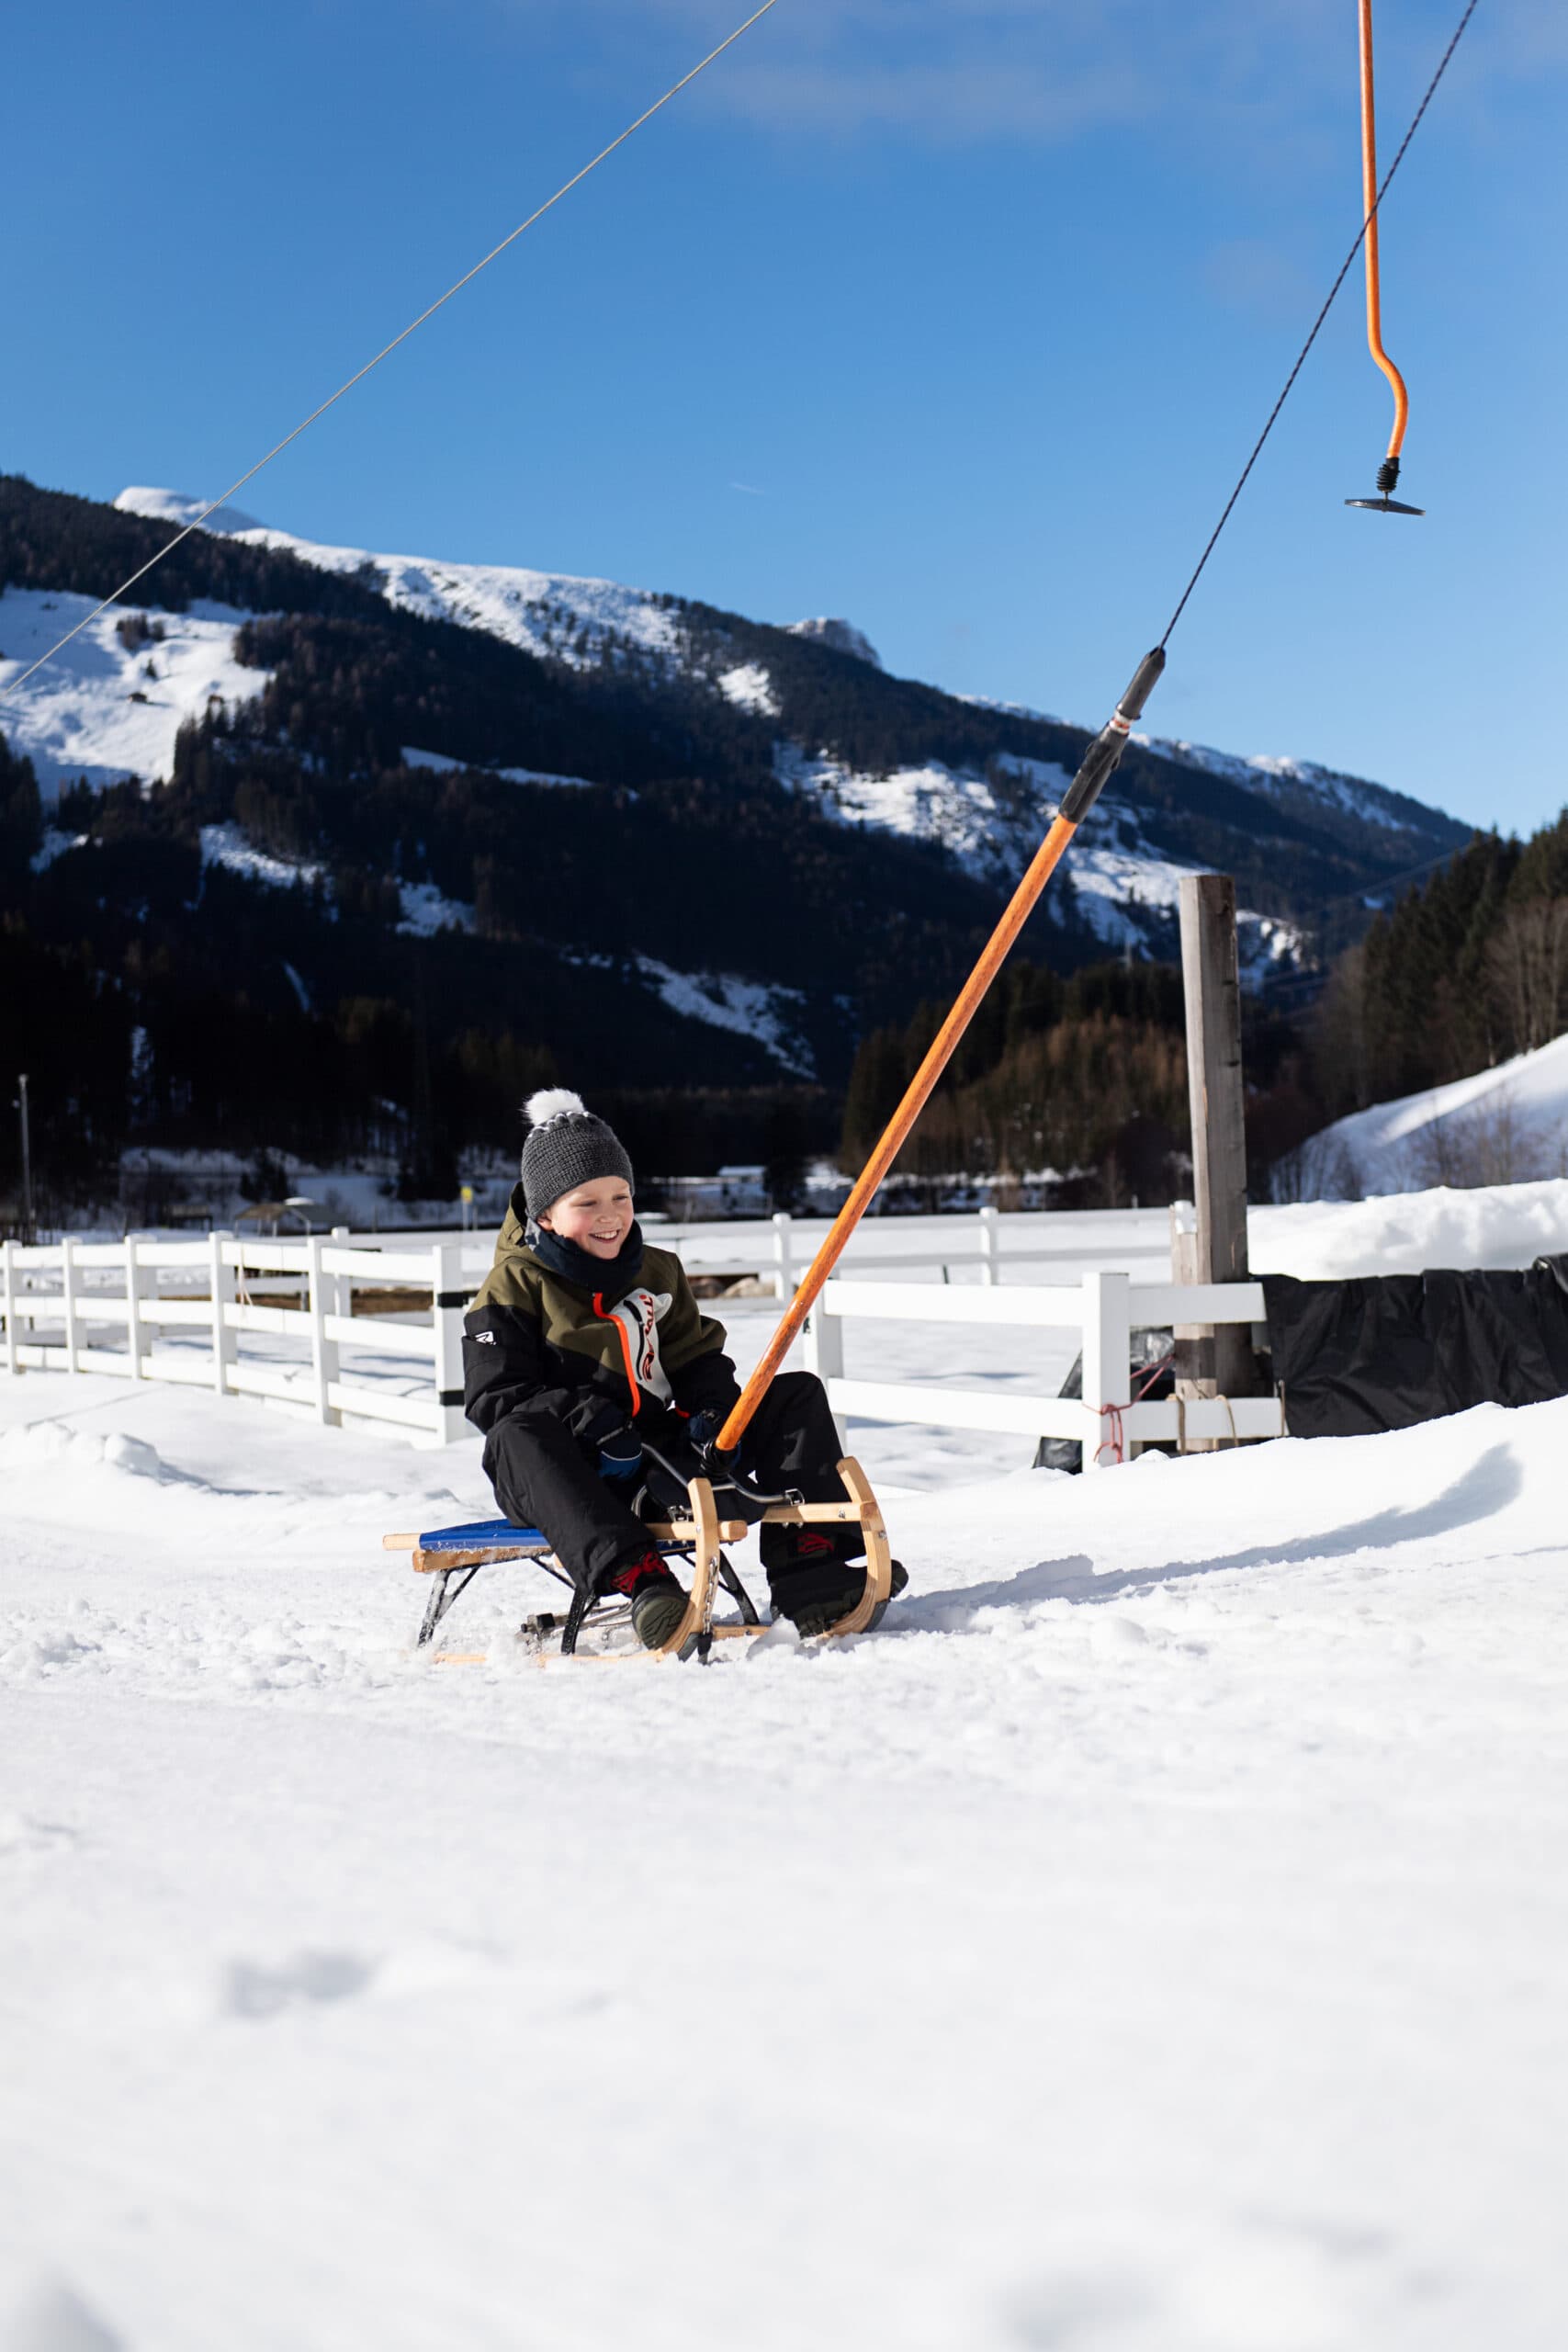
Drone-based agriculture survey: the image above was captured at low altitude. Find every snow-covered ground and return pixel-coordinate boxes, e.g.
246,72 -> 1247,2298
1296,1035 -> 1568,1197
0,586 -> 266,801
5,1315 -> 1568,2348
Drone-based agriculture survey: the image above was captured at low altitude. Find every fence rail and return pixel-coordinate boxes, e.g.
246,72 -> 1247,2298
2,1229 -> 468,1448
802,1269 -> 1280,1469
4,1216 -> 1277,1464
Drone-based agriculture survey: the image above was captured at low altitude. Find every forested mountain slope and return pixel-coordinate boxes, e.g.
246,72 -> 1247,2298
0,473 -> 1471,1193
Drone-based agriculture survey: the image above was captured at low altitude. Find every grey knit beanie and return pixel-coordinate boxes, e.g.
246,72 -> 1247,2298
521,1089 -> 634,1220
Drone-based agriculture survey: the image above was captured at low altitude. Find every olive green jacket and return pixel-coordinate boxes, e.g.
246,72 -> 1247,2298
463,1191 -> 737,1440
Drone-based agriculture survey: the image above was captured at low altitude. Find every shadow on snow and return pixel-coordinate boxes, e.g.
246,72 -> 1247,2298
907,1443 -> 1523,1627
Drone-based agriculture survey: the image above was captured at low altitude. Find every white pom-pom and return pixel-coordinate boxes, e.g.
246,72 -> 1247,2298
524,1088 -> 588,1128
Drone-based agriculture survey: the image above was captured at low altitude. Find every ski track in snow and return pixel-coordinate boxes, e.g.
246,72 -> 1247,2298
3,1295 -> 1567,2347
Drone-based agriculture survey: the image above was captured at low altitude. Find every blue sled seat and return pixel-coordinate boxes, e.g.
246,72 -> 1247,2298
413,1519 -> 550,1555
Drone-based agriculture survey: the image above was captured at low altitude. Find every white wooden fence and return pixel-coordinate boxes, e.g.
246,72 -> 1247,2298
3,1217 -> 1279,1464
628,1205 -> 1172,1297
1,1230 -> 468,1448
802,1269 -> 1283,1468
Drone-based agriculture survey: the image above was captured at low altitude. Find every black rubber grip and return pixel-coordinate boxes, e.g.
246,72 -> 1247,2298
1115,647 -> 1166,724
1060,734 -> 1117,823
1059,648 -> 1166,825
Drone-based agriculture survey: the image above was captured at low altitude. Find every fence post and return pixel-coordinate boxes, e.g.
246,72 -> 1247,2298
772,1212 -> 794,1300
307,1235 -> 342,1427
1178,875 -> 1258,1445
978,1204 -> 1000,1287
124,1235 -> 147,1380
1081,1268 -> 1130,1472
433,1239 -> 469,1445
61,1236 -> 81,1373
2,1239 -> 17,1375
209,1230 -> 237,1396
803,1290 -> 847,1453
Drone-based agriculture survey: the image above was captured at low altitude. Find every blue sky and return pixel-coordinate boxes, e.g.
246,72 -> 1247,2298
3,0 -> 1564,831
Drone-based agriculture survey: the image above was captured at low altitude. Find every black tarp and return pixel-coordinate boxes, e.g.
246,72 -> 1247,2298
1261,1252 -> 1568,1438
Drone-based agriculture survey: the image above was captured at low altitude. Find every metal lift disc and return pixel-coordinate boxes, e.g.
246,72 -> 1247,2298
1345,494 -> 1425,514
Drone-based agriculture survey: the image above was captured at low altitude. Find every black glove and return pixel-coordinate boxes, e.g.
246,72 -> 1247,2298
597,1424 -> 643,1484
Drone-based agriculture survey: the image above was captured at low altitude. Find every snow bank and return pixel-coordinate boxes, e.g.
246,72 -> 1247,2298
1299,1033 -> 1568,1196
1253,1177 -> 1568,1279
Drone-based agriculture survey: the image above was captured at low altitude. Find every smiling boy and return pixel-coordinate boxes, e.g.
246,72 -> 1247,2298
463,1090 -> 903,1648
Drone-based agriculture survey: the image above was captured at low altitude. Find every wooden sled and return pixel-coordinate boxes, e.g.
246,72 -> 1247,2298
382,1456 -> 895,1664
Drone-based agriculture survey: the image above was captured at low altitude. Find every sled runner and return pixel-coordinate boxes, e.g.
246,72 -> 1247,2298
384,1455 -> 896,1664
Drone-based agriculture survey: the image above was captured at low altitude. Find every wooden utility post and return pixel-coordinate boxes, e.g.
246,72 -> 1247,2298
1176,875 -> 1258,1439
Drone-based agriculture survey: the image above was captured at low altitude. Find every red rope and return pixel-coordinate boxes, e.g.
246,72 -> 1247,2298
1092,1353 -> 1175,1467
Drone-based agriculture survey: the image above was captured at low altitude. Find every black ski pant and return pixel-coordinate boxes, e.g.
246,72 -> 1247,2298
481,1371 -> 853,1597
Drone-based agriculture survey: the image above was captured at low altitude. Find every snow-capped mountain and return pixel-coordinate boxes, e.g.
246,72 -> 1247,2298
1,472 -> 1471,1099
0,482 -> 1465,1000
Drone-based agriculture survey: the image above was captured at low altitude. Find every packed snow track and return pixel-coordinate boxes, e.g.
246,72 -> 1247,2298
3,1370 -> 1566,2351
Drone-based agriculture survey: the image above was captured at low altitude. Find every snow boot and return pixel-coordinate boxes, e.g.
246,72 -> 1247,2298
610,1549 -> 690,1651
768,1530 -> 908,1637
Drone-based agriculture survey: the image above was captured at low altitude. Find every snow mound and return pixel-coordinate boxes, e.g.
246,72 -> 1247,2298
1253,1177 -> 1568,1278
0,1424 -> 167,1479
1291,1035 -> 1568,1197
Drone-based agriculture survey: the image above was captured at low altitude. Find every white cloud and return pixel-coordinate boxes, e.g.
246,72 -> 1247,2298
530,0 -> 1557,147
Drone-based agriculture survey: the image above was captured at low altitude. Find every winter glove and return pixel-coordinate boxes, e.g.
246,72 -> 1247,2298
596,1423 -> 644,1484
683,1409 -> 721,1453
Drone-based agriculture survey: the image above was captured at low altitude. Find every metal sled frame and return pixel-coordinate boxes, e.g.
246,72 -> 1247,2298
382,1455 -> 895,1664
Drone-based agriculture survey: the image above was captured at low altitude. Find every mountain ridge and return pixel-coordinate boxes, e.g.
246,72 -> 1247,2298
0,472 -> 1473,1178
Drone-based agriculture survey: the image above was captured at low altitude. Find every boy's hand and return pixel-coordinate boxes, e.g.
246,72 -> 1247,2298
597,1423 -> 643,1483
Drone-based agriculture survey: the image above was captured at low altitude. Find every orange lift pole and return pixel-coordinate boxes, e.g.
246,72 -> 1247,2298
716,648 -> 1165,1457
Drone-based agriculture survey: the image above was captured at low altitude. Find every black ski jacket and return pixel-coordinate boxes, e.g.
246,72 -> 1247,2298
463,1185 -> 740,1445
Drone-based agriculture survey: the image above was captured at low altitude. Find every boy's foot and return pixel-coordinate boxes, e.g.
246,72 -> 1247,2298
768,1531 -> 908,1637
610,1549 -> 690,1651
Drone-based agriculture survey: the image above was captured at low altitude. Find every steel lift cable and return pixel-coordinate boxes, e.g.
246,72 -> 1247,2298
1347,0 -> 1423,514
2,0 -> 782,703
716,0 -> 1482,1461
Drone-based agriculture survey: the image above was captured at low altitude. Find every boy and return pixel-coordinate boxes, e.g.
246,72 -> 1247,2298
463,1090 -> 905,1649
